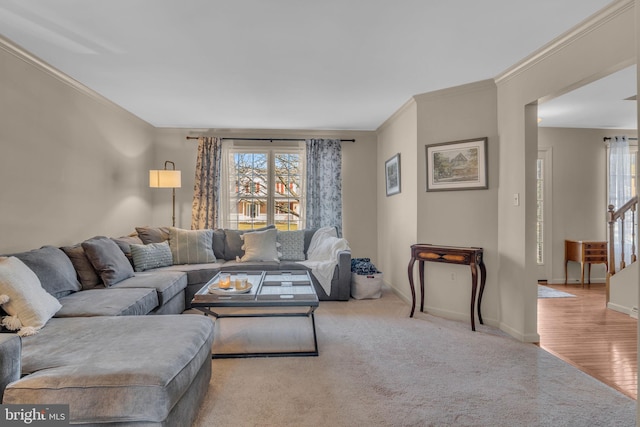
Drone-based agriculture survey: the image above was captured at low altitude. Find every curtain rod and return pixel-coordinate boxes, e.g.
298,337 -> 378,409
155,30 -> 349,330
185,136 -> 355,142
603,137 -> 638,141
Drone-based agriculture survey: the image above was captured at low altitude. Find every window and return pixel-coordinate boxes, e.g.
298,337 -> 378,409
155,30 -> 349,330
222,144 -> 305,231
536,158 -> 544,265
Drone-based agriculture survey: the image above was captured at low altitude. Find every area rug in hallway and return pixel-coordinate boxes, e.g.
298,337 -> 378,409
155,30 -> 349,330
538,284 -> 576,298
191,287 -> 634,427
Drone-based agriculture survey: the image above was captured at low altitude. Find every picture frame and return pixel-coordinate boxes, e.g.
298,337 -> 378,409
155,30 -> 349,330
426,137 -> 488,192
385,153 -> 401,196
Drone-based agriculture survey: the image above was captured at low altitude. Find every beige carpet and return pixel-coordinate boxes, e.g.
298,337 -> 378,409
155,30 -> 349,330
190,287 -> 636,427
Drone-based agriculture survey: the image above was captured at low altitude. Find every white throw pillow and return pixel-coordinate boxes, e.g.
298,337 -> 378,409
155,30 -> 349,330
0,257 -> 62,336
240,228 -> 281,262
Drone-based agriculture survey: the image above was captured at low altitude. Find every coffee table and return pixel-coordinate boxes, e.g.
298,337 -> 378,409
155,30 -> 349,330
191,270 -> 319,358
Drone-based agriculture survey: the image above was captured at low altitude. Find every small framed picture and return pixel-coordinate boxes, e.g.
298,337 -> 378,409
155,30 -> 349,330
426,137 -> 488,191
385,153 -> 401,196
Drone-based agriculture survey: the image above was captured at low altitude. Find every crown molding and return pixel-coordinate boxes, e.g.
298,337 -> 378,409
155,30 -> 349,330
495,0 -> 634,85
376,97 -> 417,133
0,35 -> 150,125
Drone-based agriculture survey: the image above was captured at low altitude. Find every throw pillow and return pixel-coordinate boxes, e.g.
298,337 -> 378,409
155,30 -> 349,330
130,242 -> 173,272
212,229 -> 226,260
277,230 -> 306,261
223,225 -> 276,260
112,235 -> 144,266
169,228 -> 216,265
82,236 -> 135,286
12,246 -> 82,298
240,228 -> 280,262
135,226 -> 170,245
61,244 -> 102,290
0,257 -> 62,336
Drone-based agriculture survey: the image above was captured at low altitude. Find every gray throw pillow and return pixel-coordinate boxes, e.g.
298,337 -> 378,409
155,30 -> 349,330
130,242 -> 173,272
277,230 -> 306,261
212,229 -> 226,260
12,246 -> 82,298
169,227 -> 216,265
223,225 -> 276,260
82,236 -> 135,286
112,235 -> 144,259
61,244 -> 102,290
135,226 -> 170,245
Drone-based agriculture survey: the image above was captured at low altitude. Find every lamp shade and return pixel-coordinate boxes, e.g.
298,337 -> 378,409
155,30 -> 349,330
149,170 -> 181,188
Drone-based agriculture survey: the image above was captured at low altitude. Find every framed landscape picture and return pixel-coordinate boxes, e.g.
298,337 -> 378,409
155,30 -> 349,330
385,153 -> 401,196
426,137 -> 488,191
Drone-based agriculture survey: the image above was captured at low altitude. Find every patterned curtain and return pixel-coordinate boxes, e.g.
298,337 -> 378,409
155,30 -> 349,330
305,139 -> 342,234
191,137 -> 222,229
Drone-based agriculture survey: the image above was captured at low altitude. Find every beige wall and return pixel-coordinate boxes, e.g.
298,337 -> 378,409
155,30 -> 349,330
152,128 -> 379,261
495,0 -> 636,341
376,100 -> 418,301
0,38 -> 155,253
414,80 -> 499,326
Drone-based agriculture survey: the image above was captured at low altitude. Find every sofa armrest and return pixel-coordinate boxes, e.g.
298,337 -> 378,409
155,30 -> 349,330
0,334 -> 21,402
334,250 -> 352,301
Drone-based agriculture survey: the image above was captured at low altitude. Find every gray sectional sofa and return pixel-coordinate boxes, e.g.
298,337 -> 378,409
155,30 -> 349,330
0,225 -> 350,425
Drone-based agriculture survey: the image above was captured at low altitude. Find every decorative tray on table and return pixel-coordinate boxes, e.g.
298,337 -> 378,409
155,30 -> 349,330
207,283 -> 253,295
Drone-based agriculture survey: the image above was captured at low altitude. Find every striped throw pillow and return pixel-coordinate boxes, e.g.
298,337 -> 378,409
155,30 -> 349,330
169,228 -> 216,265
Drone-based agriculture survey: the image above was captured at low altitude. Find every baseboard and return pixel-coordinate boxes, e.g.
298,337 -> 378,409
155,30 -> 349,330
546,277 -> 607,285
499,322 -> 540,343
607,301 -> 632,316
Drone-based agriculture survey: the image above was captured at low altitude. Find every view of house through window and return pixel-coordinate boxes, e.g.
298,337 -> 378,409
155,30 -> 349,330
225,148 -> 304,230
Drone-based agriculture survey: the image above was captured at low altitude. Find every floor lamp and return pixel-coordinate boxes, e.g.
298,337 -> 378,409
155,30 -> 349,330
149,161 -> 182,227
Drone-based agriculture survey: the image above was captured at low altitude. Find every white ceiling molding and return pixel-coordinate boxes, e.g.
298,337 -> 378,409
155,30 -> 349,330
494,0 -> 634,86
0,35 -> 149,124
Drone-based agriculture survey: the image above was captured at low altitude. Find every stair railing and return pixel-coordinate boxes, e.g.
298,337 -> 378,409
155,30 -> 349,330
607,196 -> 638,276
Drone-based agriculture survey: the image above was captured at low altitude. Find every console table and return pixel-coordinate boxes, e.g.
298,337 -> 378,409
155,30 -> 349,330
564,239 -> 608,287
407,244 -> 486,331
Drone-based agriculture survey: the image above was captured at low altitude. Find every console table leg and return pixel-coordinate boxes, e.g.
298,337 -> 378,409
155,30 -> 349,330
470,263 -> 478,332
408,258 -> 417,317
477,261 -> 486,325
419,261 -> 425,313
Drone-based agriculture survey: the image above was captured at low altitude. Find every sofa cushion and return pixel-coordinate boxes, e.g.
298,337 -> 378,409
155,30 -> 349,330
60,244 -> 102,290
4,315 -> 214,424
110,271 -> 187,306
135,226 -> 170,244
11,246 -> 82,298
154,263 -> 224,286
130,241 -> 173,272
169,227 -> 216,264
223,225 -> 275,260
55,288 -> 158,317
212,229 -> 226,260
240,228 -> 280,262
82,236 -> 135,286
277,230 -> 306,261
0,257 -> 62,336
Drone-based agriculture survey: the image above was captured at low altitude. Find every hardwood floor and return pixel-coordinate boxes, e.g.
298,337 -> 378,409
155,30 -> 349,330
537,282 -> 638,399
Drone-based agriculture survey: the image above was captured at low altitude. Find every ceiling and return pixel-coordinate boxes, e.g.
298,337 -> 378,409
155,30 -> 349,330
0,0 -> 629,131
538,65 -> 637,130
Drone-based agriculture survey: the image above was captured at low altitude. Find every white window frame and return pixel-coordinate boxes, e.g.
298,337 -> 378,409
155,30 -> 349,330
220,141 -> 306,230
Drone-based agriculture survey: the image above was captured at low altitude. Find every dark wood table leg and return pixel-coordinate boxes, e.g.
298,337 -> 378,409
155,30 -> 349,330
408,257 -> 417,317
477,258 -> 486,325
470,262 -> 478,331
419,260 -> 425,313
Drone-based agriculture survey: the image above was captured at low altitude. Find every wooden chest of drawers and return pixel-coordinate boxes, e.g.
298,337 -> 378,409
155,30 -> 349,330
564,240 -> 608,287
